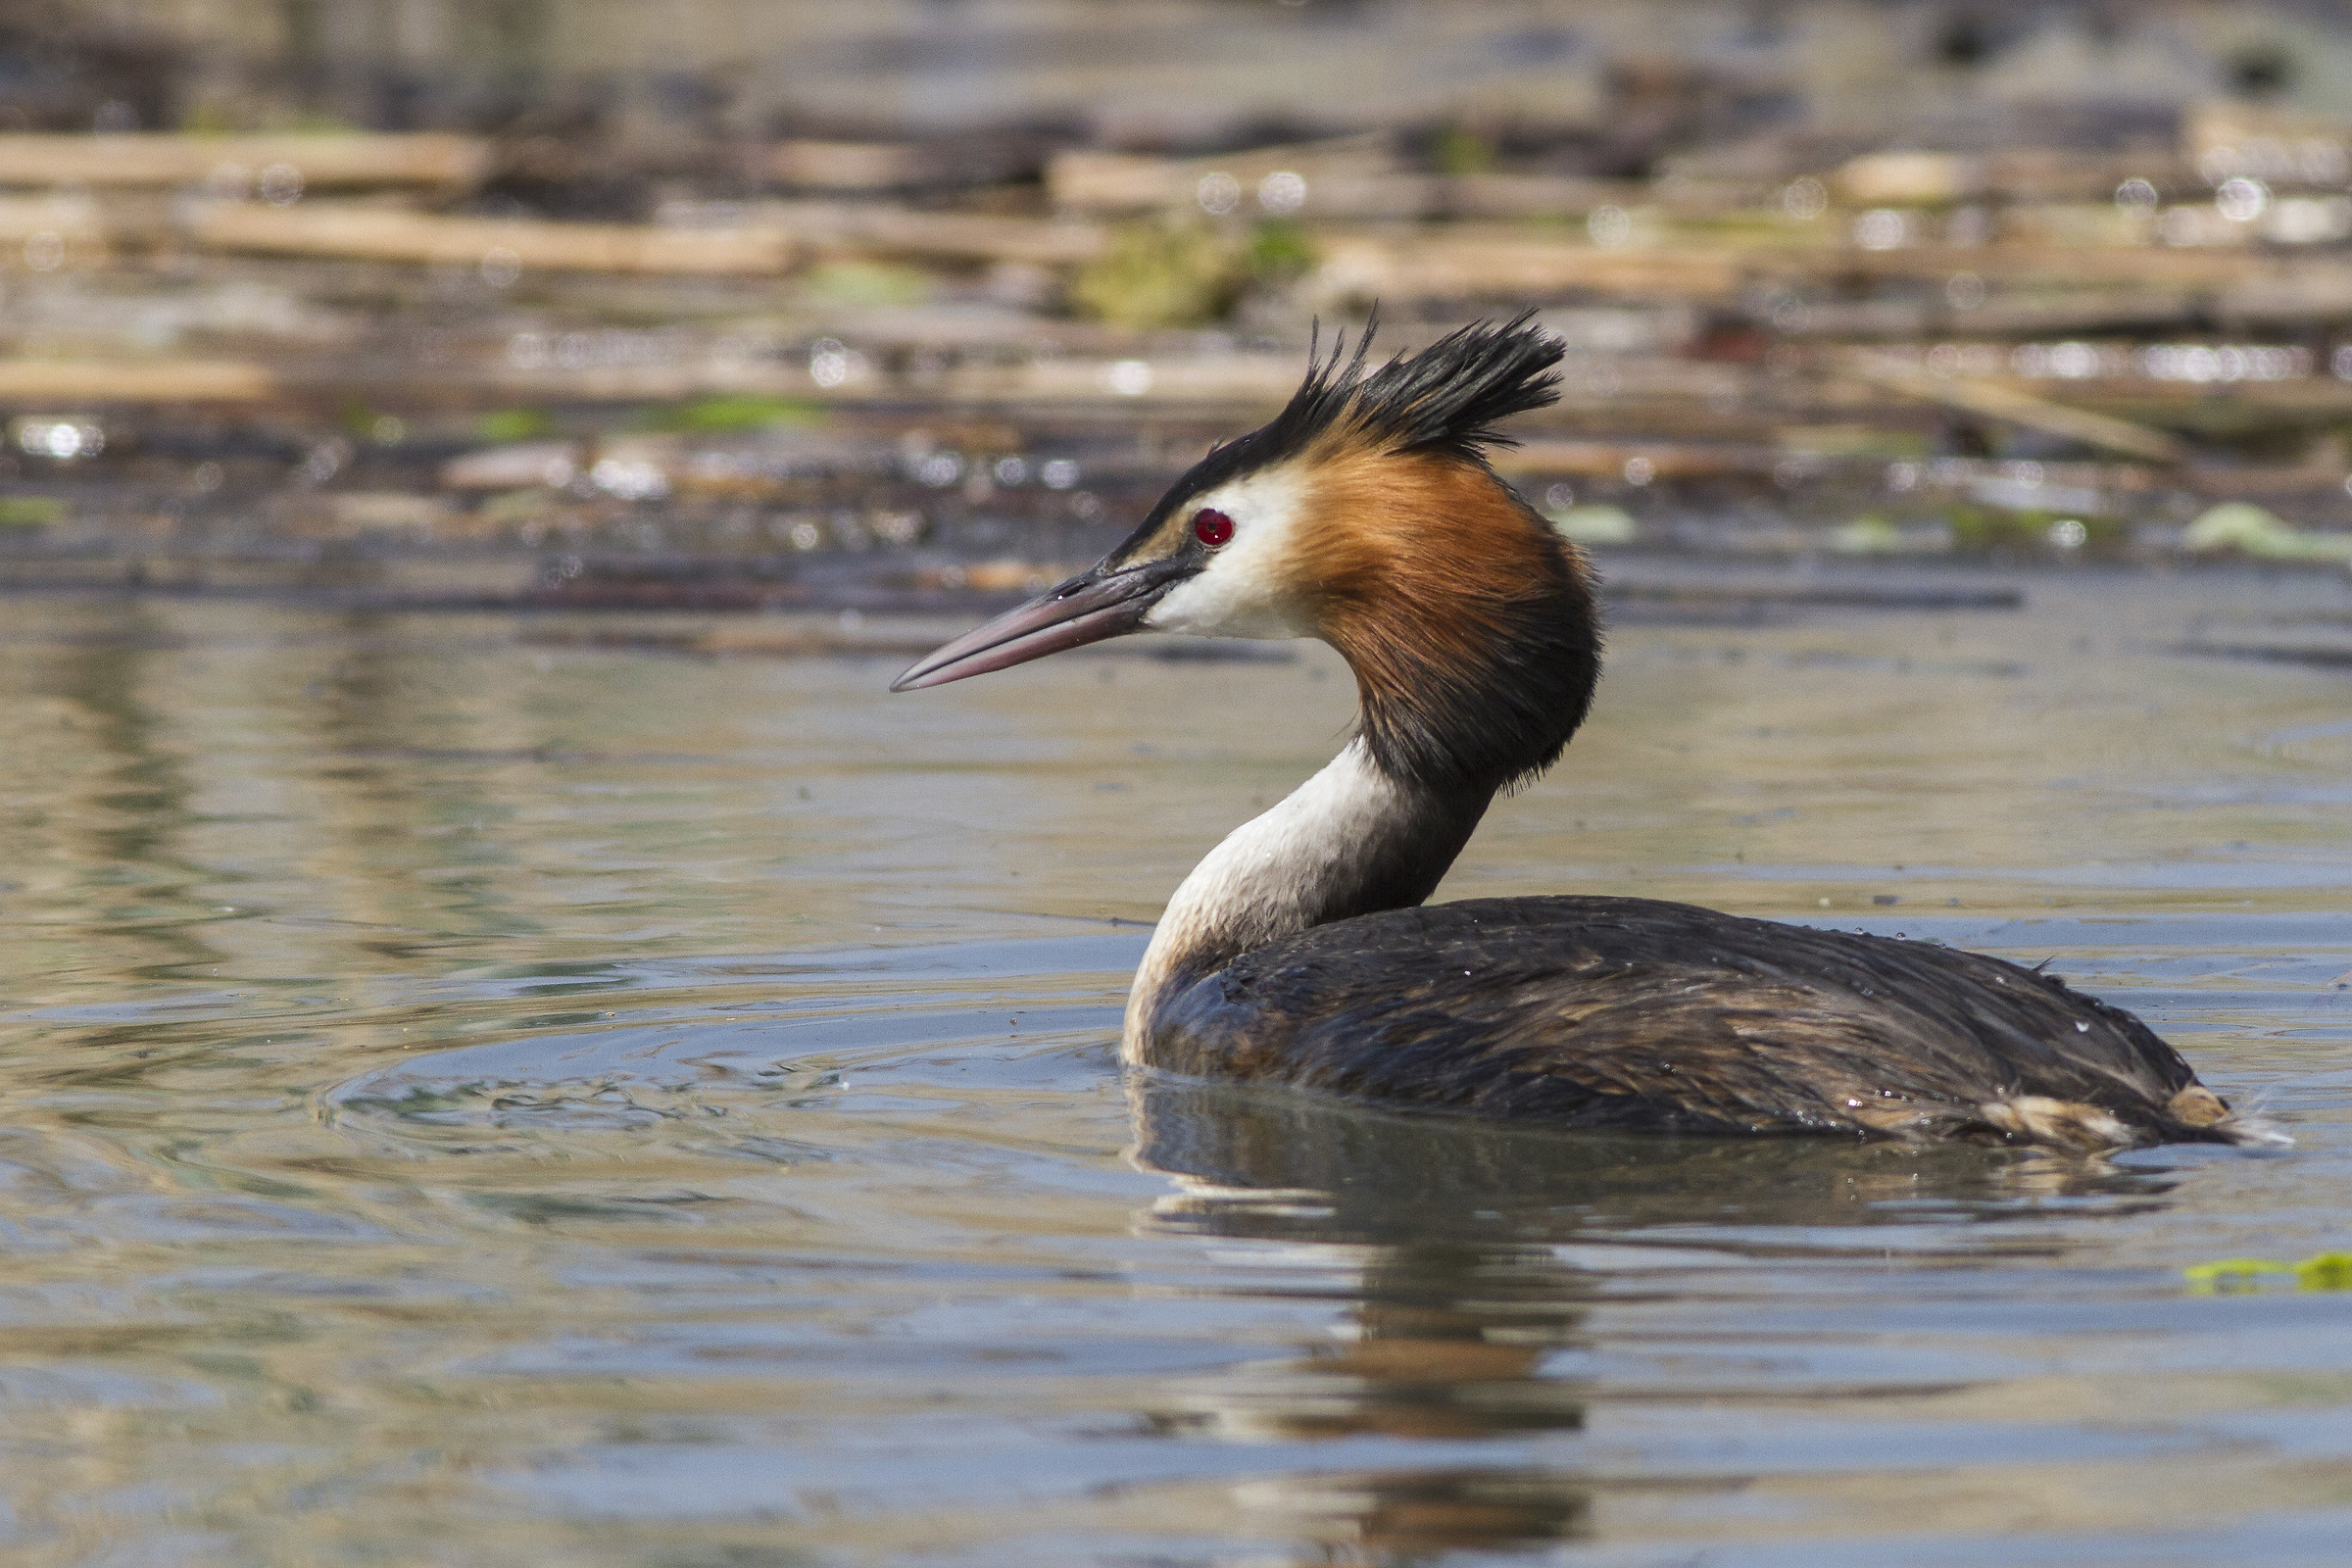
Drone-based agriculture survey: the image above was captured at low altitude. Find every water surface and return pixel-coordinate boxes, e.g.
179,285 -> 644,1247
2,573 -> 2350,1565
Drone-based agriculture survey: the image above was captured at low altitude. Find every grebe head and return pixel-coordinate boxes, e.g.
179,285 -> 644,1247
893,314 -> 1600,797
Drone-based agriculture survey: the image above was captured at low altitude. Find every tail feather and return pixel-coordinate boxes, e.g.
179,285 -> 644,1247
1962,1086 -> 2292,1152
2207,1090 -> 2294,1149
2168,1083 -> 2292,1148
1979,1096 -> 2135,1152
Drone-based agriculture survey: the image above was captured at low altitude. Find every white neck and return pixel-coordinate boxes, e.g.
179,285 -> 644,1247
1122,740 -> 1482,1057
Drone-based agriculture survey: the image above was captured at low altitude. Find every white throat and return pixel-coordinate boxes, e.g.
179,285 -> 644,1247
1122,740 -> 1478,1057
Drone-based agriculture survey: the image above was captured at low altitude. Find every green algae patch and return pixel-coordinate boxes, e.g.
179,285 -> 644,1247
1072,218 -> 1240,328
474,408 -> 555,443
2185,1252 -> 2352,1293
643,395 -> 824,434
0,497 -> 63,529
2295,1252 -> 2352,1290
2183,503 -> 2352,561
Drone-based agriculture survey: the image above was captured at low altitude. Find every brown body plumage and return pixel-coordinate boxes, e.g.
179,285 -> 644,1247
893,316 -> 2275,1152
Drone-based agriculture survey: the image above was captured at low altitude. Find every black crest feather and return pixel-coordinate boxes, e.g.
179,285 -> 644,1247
1119,313 -> 1565,545
1335,310 -> 1566,461
1250,309 -> 1564,469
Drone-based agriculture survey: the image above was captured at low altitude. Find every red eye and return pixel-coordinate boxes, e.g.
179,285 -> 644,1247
1193,508 -> 1234,548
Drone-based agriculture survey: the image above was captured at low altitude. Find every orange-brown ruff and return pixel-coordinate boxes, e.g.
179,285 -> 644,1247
891,316 -> 2276,1152
1298,443 -> 1592,798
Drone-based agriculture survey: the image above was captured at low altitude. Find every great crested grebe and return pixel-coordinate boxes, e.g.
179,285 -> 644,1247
893,317 -> 2272,1152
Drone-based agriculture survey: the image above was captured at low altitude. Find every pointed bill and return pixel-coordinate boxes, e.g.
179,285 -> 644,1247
889,560 -> 1190,692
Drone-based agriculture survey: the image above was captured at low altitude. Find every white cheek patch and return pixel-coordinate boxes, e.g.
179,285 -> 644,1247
1143,466 -> 1318,640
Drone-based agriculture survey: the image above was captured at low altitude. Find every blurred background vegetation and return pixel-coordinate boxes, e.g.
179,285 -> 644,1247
9,2 -> 2352,617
